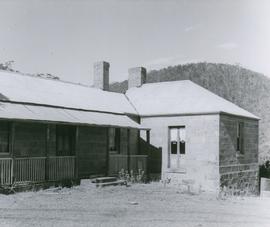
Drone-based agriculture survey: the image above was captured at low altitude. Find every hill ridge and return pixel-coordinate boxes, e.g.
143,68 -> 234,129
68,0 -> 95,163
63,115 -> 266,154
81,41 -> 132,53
110,62 -> 270,162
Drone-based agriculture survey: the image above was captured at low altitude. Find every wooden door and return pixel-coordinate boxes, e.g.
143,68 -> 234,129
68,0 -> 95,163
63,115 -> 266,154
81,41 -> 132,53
169,127 -> 186,171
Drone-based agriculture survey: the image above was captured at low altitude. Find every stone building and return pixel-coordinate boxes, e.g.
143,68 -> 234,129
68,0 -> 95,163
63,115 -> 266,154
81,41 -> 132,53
0,61 -> 259,194
126,71 -> 259,194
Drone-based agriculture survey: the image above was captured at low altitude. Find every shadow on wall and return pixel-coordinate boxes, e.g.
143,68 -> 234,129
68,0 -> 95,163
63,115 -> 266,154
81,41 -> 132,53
140,138 -> 162,180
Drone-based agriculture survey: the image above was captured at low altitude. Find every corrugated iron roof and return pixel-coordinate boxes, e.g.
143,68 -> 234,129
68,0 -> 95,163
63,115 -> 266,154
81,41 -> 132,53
0,102 -> 147,129
126,80 -> 259,119
0,70 -> 137,115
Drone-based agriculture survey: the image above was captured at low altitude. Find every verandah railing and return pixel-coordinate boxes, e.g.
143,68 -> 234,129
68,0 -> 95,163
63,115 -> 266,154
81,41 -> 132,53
0,158 -> 12,185
0,156 -> 76,186
109,154 -> 148,175
14,157 -> 46,182
47,156 -> 76,181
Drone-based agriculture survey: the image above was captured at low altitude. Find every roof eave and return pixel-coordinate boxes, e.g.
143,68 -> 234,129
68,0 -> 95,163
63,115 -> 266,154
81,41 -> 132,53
137,111 -> 260,120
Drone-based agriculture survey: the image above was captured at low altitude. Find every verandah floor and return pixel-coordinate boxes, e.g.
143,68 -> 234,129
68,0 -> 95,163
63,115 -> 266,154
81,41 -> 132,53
0,180 -> 269,227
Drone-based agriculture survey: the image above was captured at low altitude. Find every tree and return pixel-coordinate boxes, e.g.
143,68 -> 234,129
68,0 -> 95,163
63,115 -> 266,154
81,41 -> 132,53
0,60 -> 15,71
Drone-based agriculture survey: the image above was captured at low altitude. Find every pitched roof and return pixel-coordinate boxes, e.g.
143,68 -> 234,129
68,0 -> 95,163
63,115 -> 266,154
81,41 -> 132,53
0,71 -> 259,123
0,70 -> 137,115
0,102 -> 145,129
0,70 -> 146,129
125,80 -> 259,119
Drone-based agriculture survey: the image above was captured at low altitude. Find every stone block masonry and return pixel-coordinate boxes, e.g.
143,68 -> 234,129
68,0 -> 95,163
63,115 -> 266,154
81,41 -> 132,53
219,114 -> 259,194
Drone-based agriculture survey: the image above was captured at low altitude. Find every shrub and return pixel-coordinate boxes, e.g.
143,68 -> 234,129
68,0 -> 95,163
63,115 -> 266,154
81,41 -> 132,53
57,179 -> 78,188
118,169 -> 145,183
259,160 -> 270,179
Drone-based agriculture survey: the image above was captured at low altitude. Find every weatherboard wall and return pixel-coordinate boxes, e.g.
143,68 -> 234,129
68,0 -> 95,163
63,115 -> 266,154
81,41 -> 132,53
76,126 -> 140,178
13,122 -> 46,157
77,126 -> 108,178
0,119 -> 140,178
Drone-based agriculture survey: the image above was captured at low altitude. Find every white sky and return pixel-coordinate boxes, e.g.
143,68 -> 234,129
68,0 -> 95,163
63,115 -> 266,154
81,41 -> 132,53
0,0 -> 269,85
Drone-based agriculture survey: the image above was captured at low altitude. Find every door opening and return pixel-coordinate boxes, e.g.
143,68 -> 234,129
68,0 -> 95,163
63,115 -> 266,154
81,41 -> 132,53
169,126 -> 186,170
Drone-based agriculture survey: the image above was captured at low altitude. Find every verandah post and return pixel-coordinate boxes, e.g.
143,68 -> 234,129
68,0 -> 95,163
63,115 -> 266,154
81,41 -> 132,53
45,124 -> 49,181
127,128 -> 130,173
146,130 -> 150,179
146,130 -> 150,144
74,126 -> 79,179
105,127 -> 109,176
9,122 -> 15,185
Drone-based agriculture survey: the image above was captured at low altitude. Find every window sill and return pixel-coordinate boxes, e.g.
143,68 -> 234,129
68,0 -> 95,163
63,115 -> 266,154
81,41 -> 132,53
0,152 -> 10,156
236,153 -> 244,158
166,168 -> 187,174
109,150 -> 120,155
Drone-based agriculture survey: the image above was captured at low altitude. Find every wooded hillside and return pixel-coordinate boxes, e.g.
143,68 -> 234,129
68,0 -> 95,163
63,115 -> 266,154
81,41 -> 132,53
110,63 -> 270,163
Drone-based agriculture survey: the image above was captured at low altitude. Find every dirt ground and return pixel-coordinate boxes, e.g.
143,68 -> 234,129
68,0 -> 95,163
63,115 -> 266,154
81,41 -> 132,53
0,180 -> 269,227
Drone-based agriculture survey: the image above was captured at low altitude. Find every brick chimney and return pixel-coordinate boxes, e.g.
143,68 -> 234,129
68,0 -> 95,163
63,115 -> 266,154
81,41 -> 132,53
128,67 -> 147,89
93,61 -> 110,91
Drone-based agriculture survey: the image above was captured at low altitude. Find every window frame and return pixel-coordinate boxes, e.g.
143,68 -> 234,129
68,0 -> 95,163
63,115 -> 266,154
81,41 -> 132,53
169,126 -> 186,155
108,127 -> 121,153
168,126 -> 186,169
56,125 -> 76,156
236,122 -> 244,155
0,121 -> 10,155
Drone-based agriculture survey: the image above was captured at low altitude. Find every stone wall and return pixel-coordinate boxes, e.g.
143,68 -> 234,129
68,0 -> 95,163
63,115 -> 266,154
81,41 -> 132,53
219,114 -> 259,194
141,114 -> 220,192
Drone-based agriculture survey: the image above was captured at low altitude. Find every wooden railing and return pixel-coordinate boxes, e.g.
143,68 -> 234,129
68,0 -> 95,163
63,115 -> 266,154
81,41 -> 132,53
0,156 -> 76,185
47,156 -> 76,181
109,154 -> 128,174
14,157 -> 46,183
109,154 -> 147,175
130,155 -> 148,173
0,158 -> 12,185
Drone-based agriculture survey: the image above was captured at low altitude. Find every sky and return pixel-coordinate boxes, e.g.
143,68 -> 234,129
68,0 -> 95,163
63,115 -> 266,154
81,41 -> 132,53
0,0 -> 269,85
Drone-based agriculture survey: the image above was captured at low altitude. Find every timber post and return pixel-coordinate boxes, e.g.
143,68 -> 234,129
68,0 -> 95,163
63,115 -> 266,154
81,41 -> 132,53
127,128 -> 130,173
146,130 -> 150,144
74,126 -> 79,179
105,127 -> 110,176
45,124 -> 50,181
9,122 -> 15,184
146,130 -> 150,179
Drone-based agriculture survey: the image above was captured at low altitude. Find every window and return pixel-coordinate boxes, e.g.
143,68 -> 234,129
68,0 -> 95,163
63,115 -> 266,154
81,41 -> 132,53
0,122 -> 9,154
179,127 -> 186,154
169,126 -> 186,155
237,122 -> 244,154
56,125 -> 76,156
170,128 -> 178,154
109,128 -> 120,152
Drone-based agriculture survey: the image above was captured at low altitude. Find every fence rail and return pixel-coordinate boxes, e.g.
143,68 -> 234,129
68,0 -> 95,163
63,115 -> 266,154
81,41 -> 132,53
0,158 -> 12,185
0,156 -> 76,185
47,156 -> 76,181
14,157 -> 46,182
109,154 -> 147,175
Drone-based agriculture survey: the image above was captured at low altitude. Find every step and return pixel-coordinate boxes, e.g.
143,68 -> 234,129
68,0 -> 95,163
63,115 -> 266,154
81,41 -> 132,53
91,177 -> 118,184
96,180 -> 127,188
